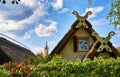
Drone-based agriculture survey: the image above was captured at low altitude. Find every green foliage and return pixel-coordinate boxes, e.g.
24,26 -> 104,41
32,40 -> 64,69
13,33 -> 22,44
28,56 -> 120,77
24,55 -> 52,65
0,65 -> 11,77
1,55 -> 120,77
88,0 -> 120,29
106,0 -> 120,29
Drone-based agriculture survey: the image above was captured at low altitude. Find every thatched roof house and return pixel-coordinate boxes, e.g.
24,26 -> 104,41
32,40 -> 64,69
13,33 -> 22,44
50,11 -> 120,61
0,37 -> 35,64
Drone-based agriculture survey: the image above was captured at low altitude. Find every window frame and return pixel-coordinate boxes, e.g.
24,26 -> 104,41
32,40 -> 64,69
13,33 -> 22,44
76,37 -> 90,52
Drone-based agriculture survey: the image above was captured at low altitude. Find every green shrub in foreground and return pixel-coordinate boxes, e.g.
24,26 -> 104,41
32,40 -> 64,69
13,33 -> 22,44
29,56 -> 120,77
1,55 -> 120,77
0,65 -> 11,77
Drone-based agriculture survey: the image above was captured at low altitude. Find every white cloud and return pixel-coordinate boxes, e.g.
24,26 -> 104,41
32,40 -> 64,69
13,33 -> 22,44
19,3 -> 47,26
34,20 -> 58,37
33,47 -> 44,54
0,11 -> 8,20
3,32 -> 16,38
21,0 -> 37,8
24,29 -> 34,39
0,20 -> 23,32
0,32 -> 16,39
59,8 -> 69,13
52,0 -> 63,10
48,41 -> 56,46
90,19 -> 107,26
84,6 -> 104,19
0,0 -> 47,37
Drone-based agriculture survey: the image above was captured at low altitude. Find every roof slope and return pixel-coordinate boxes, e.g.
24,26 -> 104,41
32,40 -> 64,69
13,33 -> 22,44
50,19 -> 120,60
83,41 -> 120,60
117,46 -> 120,51
0,37 -> 35,63
50,19 -> 96,55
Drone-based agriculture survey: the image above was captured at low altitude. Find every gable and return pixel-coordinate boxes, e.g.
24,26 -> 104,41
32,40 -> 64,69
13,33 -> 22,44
83,37 -> 120,60
50,10 -> 120,61
50,20 -> 120,61
50,20 -> 96,58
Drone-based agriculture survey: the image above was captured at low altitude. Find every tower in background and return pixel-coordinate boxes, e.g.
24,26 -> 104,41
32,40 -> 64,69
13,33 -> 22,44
44,41 -> 49,57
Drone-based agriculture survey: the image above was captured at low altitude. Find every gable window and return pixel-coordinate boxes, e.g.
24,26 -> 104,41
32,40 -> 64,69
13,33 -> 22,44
73,36 -> 90,52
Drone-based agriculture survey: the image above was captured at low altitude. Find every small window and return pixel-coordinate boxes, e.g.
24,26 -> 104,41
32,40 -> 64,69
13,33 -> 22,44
73,36 -> 90,52
78,38 -> 89,51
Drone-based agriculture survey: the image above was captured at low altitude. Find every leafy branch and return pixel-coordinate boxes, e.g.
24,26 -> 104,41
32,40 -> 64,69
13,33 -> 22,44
107,0 -> 120,29
87,0 -> 120,29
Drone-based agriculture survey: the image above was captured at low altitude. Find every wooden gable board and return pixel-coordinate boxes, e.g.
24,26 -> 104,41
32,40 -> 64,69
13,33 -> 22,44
50,20 -> 96,56
50,19 -> 120,61
83,40 -> 120,60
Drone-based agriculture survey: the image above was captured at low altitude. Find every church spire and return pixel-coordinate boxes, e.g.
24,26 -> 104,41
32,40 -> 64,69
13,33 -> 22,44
44,41 -> 49,57
45,41 -> 48,50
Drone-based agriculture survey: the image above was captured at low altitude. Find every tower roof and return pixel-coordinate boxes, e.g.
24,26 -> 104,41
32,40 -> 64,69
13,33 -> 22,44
44,41 -> 49,49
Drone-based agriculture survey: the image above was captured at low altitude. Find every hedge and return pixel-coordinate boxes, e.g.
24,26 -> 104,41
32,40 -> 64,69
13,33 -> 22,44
1,55 -> 120,77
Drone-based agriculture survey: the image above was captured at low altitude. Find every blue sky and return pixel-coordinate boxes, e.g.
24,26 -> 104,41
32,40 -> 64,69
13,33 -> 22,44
0,0 -> 120,54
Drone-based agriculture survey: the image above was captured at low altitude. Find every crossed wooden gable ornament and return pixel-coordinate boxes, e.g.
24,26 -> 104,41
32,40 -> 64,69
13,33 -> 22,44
73,10 -> 92,28
73,10 -> 115,53
92,31 -> 115,52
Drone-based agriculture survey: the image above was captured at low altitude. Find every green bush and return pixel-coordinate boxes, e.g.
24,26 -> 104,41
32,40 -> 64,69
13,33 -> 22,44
24,55 -> 52,65
29,56 -> 120,77
0,65 -> 11,77
1,55 -> 120,77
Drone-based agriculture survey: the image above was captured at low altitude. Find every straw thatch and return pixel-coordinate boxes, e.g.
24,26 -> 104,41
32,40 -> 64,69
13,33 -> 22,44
0,37 -> 35,64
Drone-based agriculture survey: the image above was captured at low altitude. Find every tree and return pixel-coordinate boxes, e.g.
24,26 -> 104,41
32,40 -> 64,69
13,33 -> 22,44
0,0 -> 20,4
88,0 -> 120,29
106,0 -> 120,29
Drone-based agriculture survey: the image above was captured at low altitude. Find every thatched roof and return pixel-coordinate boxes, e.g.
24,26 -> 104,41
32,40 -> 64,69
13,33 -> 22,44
50,20 -> 96,55
117,46 -> 120,51
0,37 -> 35,64
83,41 -> 120,60
50,19 -> 120,60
